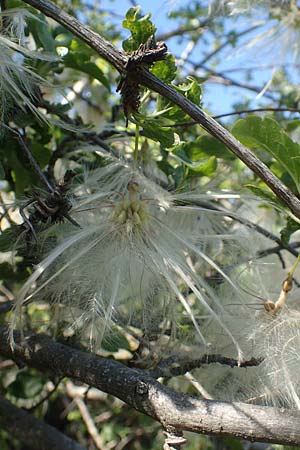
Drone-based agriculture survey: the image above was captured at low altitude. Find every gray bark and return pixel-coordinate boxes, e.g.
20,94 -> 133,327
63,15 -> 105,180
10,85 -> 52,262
1,328 -> 300,446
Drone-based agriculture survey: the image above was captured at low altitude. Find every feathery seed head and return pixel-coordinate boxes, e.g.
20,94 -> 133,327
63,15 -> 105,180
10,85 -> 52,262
11,160 -> 250,361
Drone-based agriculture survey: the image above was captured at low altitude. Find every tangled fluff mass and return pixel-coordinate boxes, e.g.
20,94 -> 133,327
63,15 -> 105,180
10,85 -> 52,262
9,158 -> 300,410
5,0 -> 300,413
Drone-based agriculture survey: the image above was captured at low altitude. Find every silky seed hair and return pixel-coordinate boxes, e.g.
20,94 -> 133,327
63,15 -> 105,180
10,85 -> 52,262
10,158 -> 254,360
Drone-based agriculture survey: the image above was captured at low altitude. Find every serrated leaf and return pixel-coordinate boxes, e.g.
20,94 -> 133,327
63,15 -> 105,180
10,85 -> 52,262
64,53 -> 110,91
232,116 -> 300,193
152,54 -> 176,83
280,217 -> 300,246
122,6 -> 156,52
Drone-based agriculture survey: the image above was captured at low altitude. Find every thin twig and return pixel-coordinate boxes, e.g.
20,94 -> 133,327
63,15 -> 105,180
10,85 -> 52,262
66,381 -> 105,450
213,107 -> 300,120
198,25 -> 260,66
148,354 -> 262,379
156,20 -> 209,41
180,200 -> 299,258
197,65 -> 276,100
165,108 -> 300,127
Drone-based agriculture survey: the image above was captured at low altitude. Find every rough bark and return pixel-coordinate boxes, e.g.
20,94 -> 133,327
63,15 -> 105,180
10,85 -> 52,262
0,394 -> 87,450
1,328 -> 300,446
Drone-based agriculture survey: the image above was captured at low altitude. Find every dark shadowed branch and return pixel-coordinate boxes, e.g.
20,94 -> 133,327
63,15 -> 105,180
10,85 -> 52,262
1,328 -> 300,446
21,0 -> 300,218
148,355 -> 262,379
0,394 -> 86,450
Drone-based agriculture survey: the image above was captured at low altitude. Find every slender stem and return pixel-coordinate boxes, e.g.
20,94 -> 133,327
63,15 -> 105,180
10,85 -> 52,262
213,107 -> 300,120
134,124 -> 139,162
151,108 -> 300,128
198,25 -> 260,66
17,134 -> 55,193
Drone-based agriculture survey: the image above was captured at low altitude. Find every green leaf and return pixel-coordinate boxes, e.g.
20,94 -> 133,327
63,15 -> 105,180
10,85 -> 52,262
30,142 -> 51,169
174,76 -> 202,105
232,116 -> 300,193
184,76 -> 202,105
188,156 -> 217,177
156,77 -> 202,122
122,6 -> 156,52
172,136 -> 234,162
64,53 -> 110,91
244,184 -> 280,204
142,122 -> 174,148
0,229 -> 16,252
7,370 -> 45,399
29,15 -> 56,53
102,330 -> 130,352
280,217 -> 300,246
172,141 -> 217,175
152,54 -> 177,83
0,161 -> 5,179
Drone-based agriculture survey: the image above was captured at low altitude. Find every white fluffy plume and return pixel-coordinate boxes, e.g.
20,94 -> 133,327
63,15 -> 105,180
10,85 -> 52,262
193,253 -> 300,410
0,8 -> 58,121
10,159 -> 246,358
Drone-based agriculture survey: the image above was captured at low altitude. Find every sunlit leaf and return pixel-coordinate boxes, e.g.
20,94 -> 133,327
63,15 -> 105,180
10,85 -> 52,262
232,116 -> 300,193
122,6 -> 156,52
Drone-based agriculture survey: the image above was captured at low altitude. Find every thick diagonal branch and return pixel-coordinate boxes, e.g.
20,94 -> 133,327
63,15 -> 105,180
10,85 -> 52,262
1,328 -> 300,446
0,394 -> 86,450
22,0 -> 300,218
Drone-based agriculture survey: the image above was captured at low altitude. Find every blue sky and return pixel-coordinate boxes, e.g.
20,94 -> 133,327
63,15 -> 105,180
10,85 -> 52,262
95,1 -> 287,116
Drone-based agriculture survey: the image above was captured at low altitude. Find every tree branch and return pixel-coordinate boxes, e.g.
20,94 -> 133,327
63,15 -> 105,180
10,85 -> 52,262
21,0 -> 300,218
213,107 -> 300,120
0,394 -> 86,450
198,25 -> 259,67
139,70 -> 300,217
2,328 -> 300,446
198,66 -> 276,100
148,355 -> 262,379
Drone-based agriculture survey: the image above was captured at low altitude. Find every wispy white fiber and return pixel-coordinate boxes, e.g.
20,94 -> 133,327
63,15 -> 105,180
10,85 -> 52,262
0,8 -> 59,122
11,160 -> 247,358
193,253 -> 300,410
